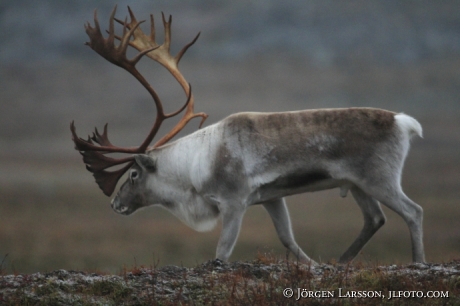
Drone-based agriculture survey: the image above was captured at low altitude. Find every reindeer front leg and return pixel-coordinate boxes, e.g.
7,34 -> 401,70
216,206 -> 246,261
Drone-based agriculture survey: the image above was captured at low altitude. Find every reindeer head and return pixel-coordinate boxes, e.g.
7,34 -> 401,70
71,6 -> 207,200
109,154 -> 158,215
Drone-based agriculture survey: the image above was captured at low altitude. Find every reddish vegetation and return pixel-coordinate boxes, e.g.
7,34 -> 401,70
1,256 -> 459,305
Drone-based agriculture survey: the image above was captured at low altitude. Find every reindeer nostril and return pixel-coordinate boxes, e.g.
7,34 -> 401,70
111,196 -> 120,209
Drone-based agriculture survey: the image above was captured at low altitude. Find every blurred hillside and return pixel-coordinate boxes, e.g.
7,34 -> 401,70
3,0 -> 460,64
0,1 -> 459,273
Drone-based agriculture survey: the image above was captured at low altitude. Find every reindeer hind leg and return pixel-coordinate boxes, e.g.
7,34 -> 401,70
263,197 -> 317,265
339,186 -> 386,263
358,181 -> 425,263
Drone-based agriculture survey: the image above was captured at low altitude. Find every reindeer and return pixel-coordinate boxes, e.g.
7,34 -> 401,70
71,6 -> 425,266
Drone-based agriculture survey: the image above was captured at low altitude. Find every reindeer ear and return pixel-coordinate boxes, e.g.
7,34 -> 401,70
134,154 -> 156,172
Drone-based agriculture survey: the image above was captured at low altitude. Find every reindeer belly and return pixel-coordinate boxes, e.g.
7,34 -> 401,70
249,170 -> 343,203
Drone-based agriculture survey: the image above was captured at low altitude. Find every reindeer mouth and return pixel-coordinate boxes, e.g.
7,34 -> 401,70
111,197 -> 132,215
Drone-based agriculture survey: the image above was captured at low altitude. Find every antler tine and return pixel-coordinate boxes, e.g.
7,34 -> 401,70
107,5 -> 116,46
127,6 -> 138,24
176,32 -> 201,65
149,14 -> 156,43
161,12 -> 172,52
164,83 -> 193,118
153,112 -> 209,148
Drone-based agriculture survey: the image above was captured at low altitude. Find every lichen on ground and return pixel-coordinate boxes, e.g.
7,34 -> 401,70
1,258 -> 459,305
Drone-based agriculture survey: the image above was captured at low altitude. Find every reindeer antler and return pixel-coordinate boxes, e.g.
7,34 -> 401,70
113,7 -> 208,147
71,6 -> 207,196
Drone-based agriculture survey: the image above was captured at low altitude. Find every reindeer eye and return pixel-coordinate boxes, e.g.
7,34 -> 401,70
130,170 -> 139,184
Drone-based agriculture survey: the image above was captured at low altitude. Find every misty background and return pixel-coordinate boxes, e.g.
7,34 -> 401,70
1,0 -> 459,273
